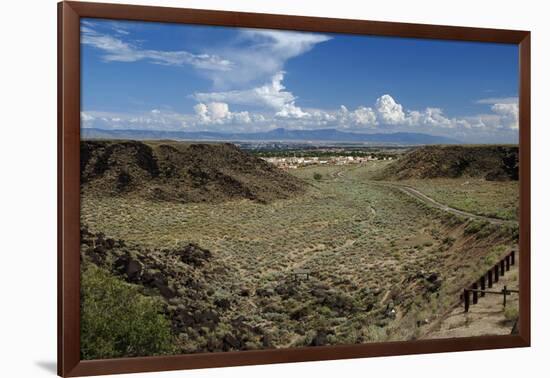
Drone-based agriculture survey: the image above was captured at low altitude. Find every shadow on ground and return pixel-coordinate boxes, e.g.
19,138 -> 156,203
35,361 -> 57,375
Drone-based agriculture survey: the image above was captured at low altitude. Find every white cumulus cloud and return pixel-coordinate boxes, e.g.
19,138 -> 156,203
193,102 -> 251,125
337,105 -> 377,128
376,94 -> 406,124
193,71 -> 295,110
194,71 -> 313,121
490,103 -> 519,130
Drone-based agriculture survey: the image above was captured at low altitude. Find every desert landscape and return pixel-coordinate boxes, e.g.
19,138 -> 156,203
78,18 -> 520,360
79,140 -> 519,359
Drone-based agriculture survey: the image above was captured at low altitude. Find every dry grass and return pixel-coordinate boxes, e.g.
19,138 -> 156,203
399,178 -> 518,221
82,162 -> 517,349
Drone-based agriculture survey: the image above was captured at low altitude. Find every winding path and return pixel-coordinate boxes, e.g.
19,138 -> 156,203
330,167 -> 516,226
377,182 -> 516,226
378,182 -> 517,224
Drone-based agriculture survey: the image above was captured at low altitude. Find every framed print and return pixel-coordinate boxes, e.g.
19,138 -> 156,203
58,1 -> 531,376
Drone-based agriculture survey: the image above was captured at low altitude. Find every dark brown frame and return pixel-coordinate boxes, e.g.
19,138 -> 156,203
58,1 -> 531,376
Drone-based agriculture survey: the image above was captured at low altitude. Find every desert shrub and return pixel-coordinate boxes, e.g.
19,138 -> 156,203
504,306 -> 519,322
475,223 -> 500,239
313,172 -> 323,181
504,224 -> 520,242
442,236 -> 455,245
484,245 -> 506,266
464,220 -> 489,235
365,325 -> 387,342
81,264 -> 173,360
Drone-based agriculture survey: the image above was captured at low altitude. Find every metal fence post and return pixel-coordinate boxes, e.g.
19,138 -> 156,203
480,276 -> 485,297
464,289 -> 470,312
487,270 -> 493,288
494,265 -> 499,283
472,283 -> 478,304
511,251 -> 516,266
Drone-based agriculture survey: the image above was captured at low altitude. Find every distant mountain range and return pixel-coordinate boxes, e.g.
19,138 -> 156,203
81,127 -> 461,145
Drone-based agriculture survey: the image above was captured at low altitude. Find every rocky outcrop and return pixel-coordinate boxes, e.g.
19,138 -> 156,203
81,140 -> 305,203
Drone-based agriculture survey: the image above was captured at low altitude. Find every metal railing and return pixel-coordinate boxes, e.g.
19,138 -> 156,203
462,250 -> 517,312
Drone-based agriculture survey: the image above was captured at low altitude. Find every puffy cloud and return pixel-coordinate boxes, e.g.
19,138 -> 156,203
190,90 -> 518,133
490,103 -> 519,129
472,97 -> 519,130
375,94 -> 406,124
370,94 -> 518,131
195,71 -> 314,121
194,102 -> 251,125
193,71 -> 295,110
491,103 -> 518,116
205,102 -> 230,121
193,103 -> 209,122
276,103 -> 310,119
337,105 -> 377,128
83,88 -> 519,143
407,107 -> 454,128
233,111 -> 252,124
81,112 -> 95,122
353,107 -> 378,125
375,94 -> 461,129
195,72 -> 378,125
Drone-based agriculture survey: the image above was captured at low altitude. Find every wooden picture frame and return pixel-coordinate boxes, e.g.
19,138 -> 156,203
58,1 -> 531,376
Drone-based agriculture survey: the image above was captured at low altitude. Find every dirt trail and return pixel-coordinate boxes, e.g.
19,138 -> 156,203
422,263 -> 519,339
375,182 -> 517,226
332,167 -> 514,225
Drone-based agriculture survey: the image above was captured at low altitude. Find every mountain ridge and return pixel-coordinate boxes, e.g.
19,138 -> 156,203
82,127 -> 461,145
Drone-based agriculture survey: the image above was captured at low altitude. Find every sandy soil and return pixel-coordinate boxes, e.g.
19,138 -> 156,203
422,260 -> 519,339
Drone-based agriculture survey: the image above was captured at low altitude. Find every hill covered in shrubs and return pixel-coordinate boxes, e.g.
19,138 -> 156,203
81,140 -> 305,204
376,145 -> 519,181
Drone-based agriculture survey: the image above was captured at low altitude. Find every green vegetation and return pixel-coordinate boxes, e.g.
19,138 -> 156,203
80,264 -> 173,359
504,306 -> 519,322
313,172 -> 323,181
464,220 -> 490,235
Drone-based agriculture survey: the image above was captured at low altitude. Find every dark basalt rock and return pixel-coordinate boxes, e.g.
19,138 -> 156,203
114,254 -> 143,282
261,334 -> 273,348
310,330 -> 332,347
222,334 -> 241,350
174,244 -> 212,267
214,298 -> 231,310
256,288 -> 275,297
193,310 -> 220,329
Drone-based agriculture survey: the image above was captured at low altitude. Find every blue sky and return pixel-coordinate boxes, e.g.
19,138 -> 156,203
81,18 -> 519,143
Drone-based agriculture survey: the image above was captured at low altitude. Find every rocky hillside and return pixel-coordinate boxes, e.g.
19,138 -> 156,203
81,140 -> 304,203
80,226 -> 274,353
376,145 -> 519,181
